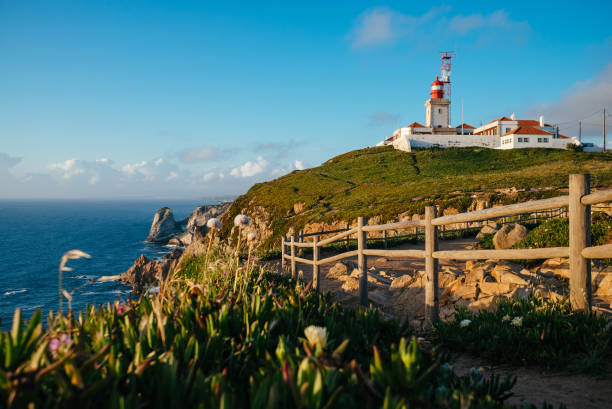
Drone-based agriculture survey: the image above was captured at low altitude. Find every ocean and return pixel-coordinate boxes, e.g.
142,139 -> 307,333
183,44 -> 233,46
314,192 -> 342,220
0,199 -> 207,329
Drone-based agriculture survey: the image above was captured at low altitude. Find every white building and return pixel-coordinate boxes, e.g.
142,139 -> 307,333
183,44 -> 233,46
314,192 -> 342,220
378,75 -> 580,152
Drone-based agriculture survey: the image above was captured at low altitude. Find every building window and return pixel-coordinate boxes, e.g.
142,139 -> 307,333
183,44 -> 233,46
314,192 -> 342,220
438,108 -> 442,114
538,137 -> 542,143
518,137 -> 523,142
506,128 -> 511,133
544,138 -> 549,143
524,137 -> 529,142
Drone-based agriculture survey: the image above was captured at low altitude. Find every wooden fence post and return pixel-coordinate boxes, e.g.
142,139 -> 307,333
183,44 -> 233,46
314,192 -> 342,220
346,222 -> 350,249
383,230 -> 388,249
313,236 -> 320,291
425,206 -> 439,326
358,216 -> 368,307
569,174 -> 591,311
290,236 -> 296,279
281,234 -> 286,271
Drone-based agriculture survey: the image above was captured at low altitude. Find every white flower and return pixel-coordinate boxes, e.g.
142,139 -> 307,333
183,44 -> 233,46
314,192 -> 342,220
502,314 -> 511,322
247,232 -> 257,241
511,316 -> 523,327
206,217 -> 222,229
234,214 -> 250,228
459,319 -> 471,328
304,325 -> 328,349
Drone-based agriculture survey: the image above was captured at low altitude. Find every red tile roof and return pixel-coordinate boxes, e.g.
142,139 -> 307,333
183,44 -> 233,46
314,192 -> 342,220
406,122 -> 426,128
501,126 -> 553,137
485,116 -> 513,125
455,123 -> 475,129
517,119 -> 540,127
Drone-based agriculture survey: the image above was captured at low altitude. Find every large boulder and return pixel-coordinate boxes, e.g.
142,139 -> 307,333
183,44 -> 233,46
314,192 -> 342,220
146,207 -> 182,243
493,224 -> 528,249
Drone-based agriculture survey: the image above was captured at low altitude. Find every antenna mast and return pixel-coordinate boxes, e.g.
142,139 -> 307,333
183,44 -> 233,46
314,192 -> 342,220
439,51 -> 455,101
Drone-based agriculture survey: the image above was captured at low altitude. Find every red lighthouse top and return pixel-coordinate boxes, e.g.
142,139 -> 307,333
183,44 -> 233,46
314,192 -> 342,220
430,76 -> 444,99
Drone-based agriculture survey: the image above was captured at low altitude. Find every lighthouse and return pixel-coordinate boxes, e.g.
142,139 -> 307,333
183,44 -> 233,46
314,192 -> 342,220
425,75 -> 450,129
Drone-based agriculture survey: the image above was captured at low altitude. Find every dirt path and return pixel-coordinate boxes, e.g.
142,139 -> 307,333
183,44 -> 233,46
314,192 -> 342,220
452,354 -> 612,409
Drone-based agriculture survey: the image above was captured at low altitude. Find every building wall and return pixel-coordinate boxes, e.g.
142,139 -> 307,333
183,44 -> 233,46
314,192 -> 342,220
425,99 -> 450,128
497,135 -> 573,150
401,133 -> 500,149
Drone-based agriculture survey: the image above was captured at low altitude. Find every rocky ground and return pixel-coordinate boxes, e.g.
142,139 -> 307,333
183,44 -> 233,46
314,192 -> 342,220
273,238 -> 612,326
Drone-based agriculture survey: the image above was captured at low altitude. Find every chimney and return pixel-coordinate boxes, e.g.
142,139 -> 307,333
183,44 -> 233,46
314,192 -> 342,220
510,113 -> 516,120
539,115 -> 544,127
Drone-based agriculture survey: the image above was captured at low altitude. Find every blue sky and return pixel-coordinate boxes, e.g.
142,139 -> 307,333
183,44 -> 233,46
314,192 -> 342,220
1,0 -> 611,199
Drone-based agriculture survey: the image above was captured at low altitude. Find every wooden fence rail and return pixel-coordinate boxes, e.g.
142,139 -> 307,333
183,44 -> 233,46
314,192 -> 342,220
281,174 -> 612,325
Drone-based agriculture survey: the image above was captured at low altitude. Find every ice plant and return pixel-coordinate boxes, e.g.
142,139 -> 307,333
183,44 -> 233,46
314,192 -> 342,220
304,325 -> 328,349
459,319 -> 471,328
58,249 -> 91,312
511,316 -> 523,327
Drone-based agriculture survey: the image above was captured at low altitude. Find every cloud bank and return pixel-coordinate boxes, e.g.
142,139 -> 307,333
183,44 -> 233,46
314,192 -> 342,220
1,152 -> 308,199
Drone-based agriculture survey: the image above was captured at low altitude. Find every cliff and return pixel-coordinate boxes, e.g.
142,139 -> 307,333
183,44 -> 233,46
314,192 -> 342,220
221,146 -> 612,249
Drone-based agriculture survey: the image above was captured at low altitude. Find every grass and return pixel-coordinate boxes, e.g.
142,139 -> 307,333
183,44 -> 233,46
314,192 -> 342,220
435,297 -> 612,375
221,146 -> 612,249
1,248 -> 570,409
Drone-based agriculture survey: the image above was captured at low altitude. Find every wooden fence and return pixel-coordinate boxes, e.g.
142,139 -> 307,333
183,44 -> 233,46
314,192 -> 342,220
281,174 -> 612,325
291,207 -> 568,249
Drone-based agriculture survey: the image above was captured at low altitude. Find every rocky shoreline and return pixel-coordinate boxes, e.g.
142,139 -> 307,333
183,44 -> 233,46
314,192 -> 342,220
111,202 -> 231,292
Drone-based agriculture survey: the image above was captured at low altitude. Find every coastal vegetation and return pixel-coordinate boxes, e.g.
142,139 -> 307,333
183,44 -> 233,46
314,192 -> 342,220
436,297 -> 612,375
0,247 -> 592,408
222,147 -> 612,248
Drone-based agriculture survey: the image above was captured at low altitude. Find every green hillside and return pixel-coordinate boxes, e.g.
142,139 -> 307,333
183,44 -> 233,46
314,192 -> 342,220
222,146 -> 612,247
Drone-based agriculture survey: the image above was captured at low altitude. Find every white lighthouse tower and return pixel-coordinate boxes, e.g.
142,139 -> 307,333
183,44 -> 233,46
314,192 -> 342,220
425,76 -> 450,129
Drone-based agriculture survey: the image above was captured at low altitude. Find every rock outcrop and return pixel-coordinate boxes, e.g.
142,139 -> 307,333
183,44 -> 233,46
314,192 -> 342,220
146,207 -> 182,243
147,202 -> 231,245
119,249 -> 183,293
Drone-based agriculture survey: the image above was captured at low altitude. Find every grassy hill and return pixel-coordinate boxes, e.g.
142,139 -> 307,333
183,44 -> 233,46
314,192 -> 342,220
222,147 -> 612,248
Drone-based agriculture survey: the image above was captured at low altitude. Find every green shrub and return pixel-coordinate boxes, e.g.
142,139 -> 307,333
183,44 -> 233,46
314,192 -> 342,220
435,297 -> 612,375
0,252 -> 566,408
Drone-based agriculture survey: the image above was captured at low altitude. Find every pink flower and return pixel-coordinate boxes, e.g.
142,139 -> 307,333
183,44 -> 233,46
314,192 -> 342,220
115,302 -> 127,316
48,333 -> 73,358
48,338 -> 60,356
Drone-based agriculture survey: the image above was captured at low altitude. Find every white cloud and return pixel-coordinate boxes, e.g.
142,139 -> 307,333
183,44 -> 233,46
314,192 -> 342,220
350,8 -> 398,48
48,159 -> 86,179
448,10 -> 529,36
271,160 -> 306,176
349,6 -> 528,49
230,156 -> 269,178
121,158 -> 179,181
527,62 -> 612,139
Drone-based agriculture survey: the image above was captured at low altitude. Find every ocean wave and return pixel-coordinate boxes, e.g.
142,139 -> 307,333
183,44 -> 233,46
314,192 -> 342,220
3,289 -> 27,296
80,290 -> 130,296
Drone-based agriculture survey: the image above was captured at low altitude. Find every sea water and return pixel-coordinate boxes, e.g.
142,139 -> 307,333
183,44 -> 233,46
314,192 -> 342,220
0,199 -> 206,329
